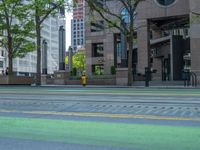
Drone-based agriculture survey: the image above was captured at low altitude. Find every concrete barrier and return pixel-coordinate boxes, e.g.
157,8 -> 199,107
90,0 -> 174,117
44,74 -> 116,85
0,76 -> 34,85
66,75 -> 116,85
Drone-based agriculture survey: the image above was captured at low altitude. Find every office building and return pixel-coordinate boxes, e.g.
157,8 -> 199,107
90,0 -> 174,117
85,0 -> 200,83
71,0 -> 85,51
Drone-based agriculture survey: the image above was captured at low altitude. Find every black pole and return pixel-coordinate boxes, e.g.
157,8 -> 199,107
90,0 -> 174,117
42,40 -> 47,75
145,67 -> 150,87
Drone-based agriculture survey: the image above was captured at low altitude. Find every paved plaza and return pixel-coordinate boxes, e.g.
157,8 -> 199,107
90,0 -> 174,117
0,86 -> 200,150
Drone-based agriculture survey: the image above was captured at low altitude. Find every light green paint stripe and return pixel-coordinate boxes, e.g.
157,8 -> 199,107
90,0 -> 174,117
2,90 -> 200,97
1,87 -> 200,96
0,116 -> 200,150
0,109 -> 200,122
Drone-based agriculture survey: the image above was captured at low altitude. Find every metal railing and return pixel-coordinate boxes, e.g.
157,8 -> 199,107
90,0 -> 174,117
183,71 -> 197,87
190,72 -> 197,87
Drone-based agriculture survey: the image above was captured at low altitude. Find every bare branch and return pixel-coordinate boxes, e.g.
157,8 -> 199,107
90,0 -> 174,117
191,11 -> 200,16
39,5 -> 57,25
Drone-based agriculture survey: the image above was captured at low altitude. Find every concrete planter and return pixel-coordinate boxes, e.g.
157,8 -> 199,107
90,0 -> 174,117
116,68 -> 128,86
0,76 -> 34,85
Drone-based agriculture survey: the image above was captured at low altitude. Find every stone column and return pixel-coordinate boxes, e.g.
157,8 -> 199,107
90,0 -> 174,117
59,26 -> 66,70
116,68 -> 128,86
42,40 -> 47,75
120,31 -> 127,67
104,33 -> 115,74
68,46 -> 73,72
86,40 -> 92,75
190,0 -> 200,82
137,19 -> 150,75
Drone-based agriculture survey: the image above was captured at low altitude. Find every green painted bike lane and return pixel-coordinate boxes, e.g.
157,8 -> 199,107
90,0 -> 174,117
0,116 -> 199,150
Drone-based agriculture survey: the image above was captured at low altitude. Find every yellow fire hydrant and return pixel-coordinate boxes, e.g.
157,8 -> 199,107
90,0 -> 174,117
81,73 -> 87,86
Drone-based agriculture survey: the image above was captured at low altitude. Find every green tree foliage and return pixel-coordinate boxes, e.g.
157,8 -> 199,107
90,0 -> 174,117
73,51 -> 86,72
111,66 -> 116,75
0,0 -> 35,74
94,65 -> 103,75
85,0 -> 143,86
66,51 -> 86,74
191,11 -> 200,23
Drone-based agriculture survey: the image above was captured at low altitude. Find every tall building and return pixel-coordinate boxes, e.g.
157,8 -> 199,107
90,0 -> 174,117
85,0 -> 200,83
71,0 -> 85,51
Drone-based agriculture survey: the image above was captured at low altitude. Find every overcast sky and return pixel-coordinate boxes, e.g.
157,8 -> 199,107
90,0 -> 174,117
65,13 -> 72,51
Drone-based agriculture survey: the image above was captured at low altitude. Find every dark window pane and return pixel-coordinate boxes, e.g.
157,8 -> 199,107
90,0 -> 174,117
90,20 -> 104,32
0,61 -> 3,68
92,43 -> 104,57
156,0 -> 175,6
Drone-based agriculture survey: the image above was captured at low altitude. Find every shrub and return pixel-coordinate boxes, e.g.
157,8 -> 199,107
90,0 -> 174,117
110,66 -> 116,75
71,68 -> 77,76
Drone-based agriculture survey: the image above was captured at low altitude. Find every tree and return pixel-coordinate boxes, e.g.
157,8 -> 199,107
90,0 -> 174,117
73,51 -> 86,73
191,11 -> 200,16
191,11 -> 200,23
0,0 -> 35,75
29,0 -> 74,85
66,51 -> 86,74
85,0 -> 143,86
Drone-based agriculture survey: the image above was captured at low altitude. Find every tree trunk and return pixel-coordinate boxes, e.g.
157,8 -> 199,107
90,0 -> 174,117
7,34 -> 13,75
8,51 -> 13,75
35,15 -> 41,86
127,13 -> 134,86
127,37 -> 133,86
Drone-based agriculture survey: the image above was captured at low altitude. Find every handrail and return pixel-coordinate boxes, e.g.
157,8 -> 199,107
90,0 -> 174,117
182,71 -> 197,87
190,72 -> 197,87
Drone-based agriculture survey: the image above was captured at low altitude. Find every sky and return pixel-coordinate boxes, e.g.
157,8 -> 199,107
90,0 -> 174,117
65,13 -> 72,50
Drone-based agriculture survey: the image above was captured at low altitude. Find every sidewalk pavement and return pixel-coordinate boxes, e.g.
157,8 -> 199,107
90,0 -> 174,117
39,84 -> 200,89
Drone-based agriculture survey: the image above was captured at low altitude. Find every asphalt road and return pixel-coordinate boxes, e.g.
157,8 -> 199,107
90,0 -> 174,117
0,86 -> 200,150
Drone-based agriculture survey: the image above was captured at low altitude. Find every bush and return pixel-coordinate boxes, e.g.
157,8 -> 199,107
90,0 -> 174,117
71,68 -> 77,76
110,66 -> 116,75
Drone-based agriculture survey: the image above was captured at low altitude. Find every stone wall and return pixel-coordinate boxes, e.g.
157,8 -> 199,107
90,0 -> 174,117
190,0 -> 200,83
0,76 -> 34,85
85,1 -> 123,75
44,74 -> 116,85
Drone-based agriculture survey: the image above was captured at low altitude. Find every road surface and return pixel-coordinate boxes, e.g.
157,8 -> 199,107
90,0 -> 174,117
0,86 -> 199,150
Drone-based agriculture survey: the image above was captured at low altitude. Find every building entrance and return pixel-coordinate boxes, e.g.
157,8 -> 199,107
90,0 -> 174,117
162,57 -> 170,81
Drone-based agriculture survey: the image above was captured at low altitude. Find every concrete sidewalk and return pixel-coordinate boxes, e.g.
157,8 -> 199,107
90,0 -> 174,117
39,84 -> 199,89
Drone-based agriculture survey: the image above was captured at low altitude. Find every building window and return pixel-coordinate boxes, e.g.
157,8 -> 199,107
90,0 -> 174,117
1,50 -> 4,57
0,61 -> 3,68
92,43 -> 104,57
121,7 -> 137,25
156,0 -> 176,6
90,21 -> 104,32
92,64 -> 104,75
81,39 -> 84,45
121,8 -> 130,24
